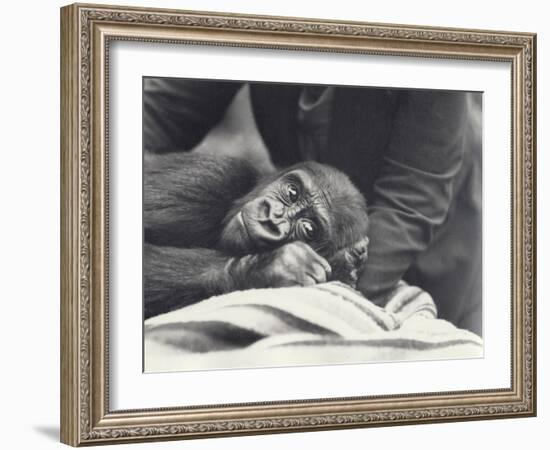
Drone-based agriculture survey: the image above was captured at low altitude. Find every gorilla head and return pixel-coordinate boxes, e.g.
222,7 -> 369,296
220,161 -> 369,259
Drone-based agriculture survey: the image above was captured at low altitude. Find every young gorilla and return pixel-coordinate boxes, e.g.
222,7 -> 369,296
144,153 -> 369,319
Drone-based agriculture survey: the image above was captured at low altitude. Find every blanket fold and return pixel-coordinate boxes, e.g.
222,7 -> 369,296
144,281 -> 482,372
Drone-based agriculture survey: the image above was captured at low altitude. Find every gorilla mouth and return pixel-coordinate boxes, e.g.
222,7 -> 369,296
239,210 -> 269,249
237,211 -> 250,237
237,211 -> 257,247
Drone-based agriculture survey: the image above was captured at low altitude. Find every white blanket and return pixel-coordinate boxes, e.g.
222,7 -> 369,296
144,281 -> 483,372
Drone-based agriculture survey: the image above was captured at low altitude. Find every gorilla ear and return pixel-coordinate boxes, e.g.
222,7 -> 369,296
327,237 -> 369,288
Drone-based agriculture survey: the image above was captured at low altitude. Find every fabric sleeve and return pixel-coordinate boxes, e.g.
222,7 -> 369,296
357,91 -> 468,298
143,78 -> 241,153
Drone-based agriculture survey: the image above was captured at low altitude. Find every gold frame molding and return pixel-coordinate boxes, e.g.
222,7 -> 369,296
60,2 -> 537,446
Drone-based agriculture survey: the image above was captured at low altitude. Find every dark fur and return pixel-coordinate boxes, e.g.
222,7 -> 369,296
144,153 -> 368,319
145,153 -> 259,248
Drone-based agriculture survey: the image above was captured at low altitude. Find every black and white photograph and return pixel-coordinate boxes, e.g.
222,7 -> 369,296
142,78 -> 484,372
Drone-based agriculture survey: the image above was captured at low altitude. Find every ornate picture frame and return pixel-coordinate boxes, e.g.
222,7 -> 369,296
60,2 -> 536,446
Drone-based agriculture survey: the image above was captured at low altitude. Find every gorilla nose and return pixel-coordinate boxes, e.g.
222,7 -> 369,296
255,198 -> 289,242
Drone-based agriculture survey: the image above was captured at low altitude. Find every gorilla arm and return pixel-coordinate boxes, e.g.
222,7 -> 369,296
144,244 -> 234,319
144,242 -> 332,319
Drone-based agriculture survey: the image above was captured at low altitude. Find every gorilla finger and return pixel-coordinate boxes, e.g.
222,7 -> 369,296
306,263 -> 329,283
305,265 -> 327,284
276,278 -> 301,288
294,244 -> 331,277
351,237 -> 369,258
302,275 -> 318,287
310,252 -> 332,277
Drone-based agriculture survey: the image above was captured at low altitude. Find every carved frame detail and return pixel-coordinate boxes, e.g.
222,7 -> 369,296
60,3 -> 536,446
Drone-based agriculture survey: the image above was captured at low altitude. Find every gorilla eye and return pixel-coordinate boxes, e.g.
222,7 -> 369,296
298,219 -> 317,241
286,183 -> 300,203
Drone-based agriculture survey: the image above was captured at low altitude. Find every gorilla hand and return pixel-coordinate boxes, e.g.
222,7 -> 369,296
229,242 -> 332,289
327,237 -> 369,289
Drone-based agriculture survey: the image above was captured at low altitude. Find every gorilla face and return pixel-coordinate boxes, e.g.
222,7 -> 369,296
219,162 -> 369,258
